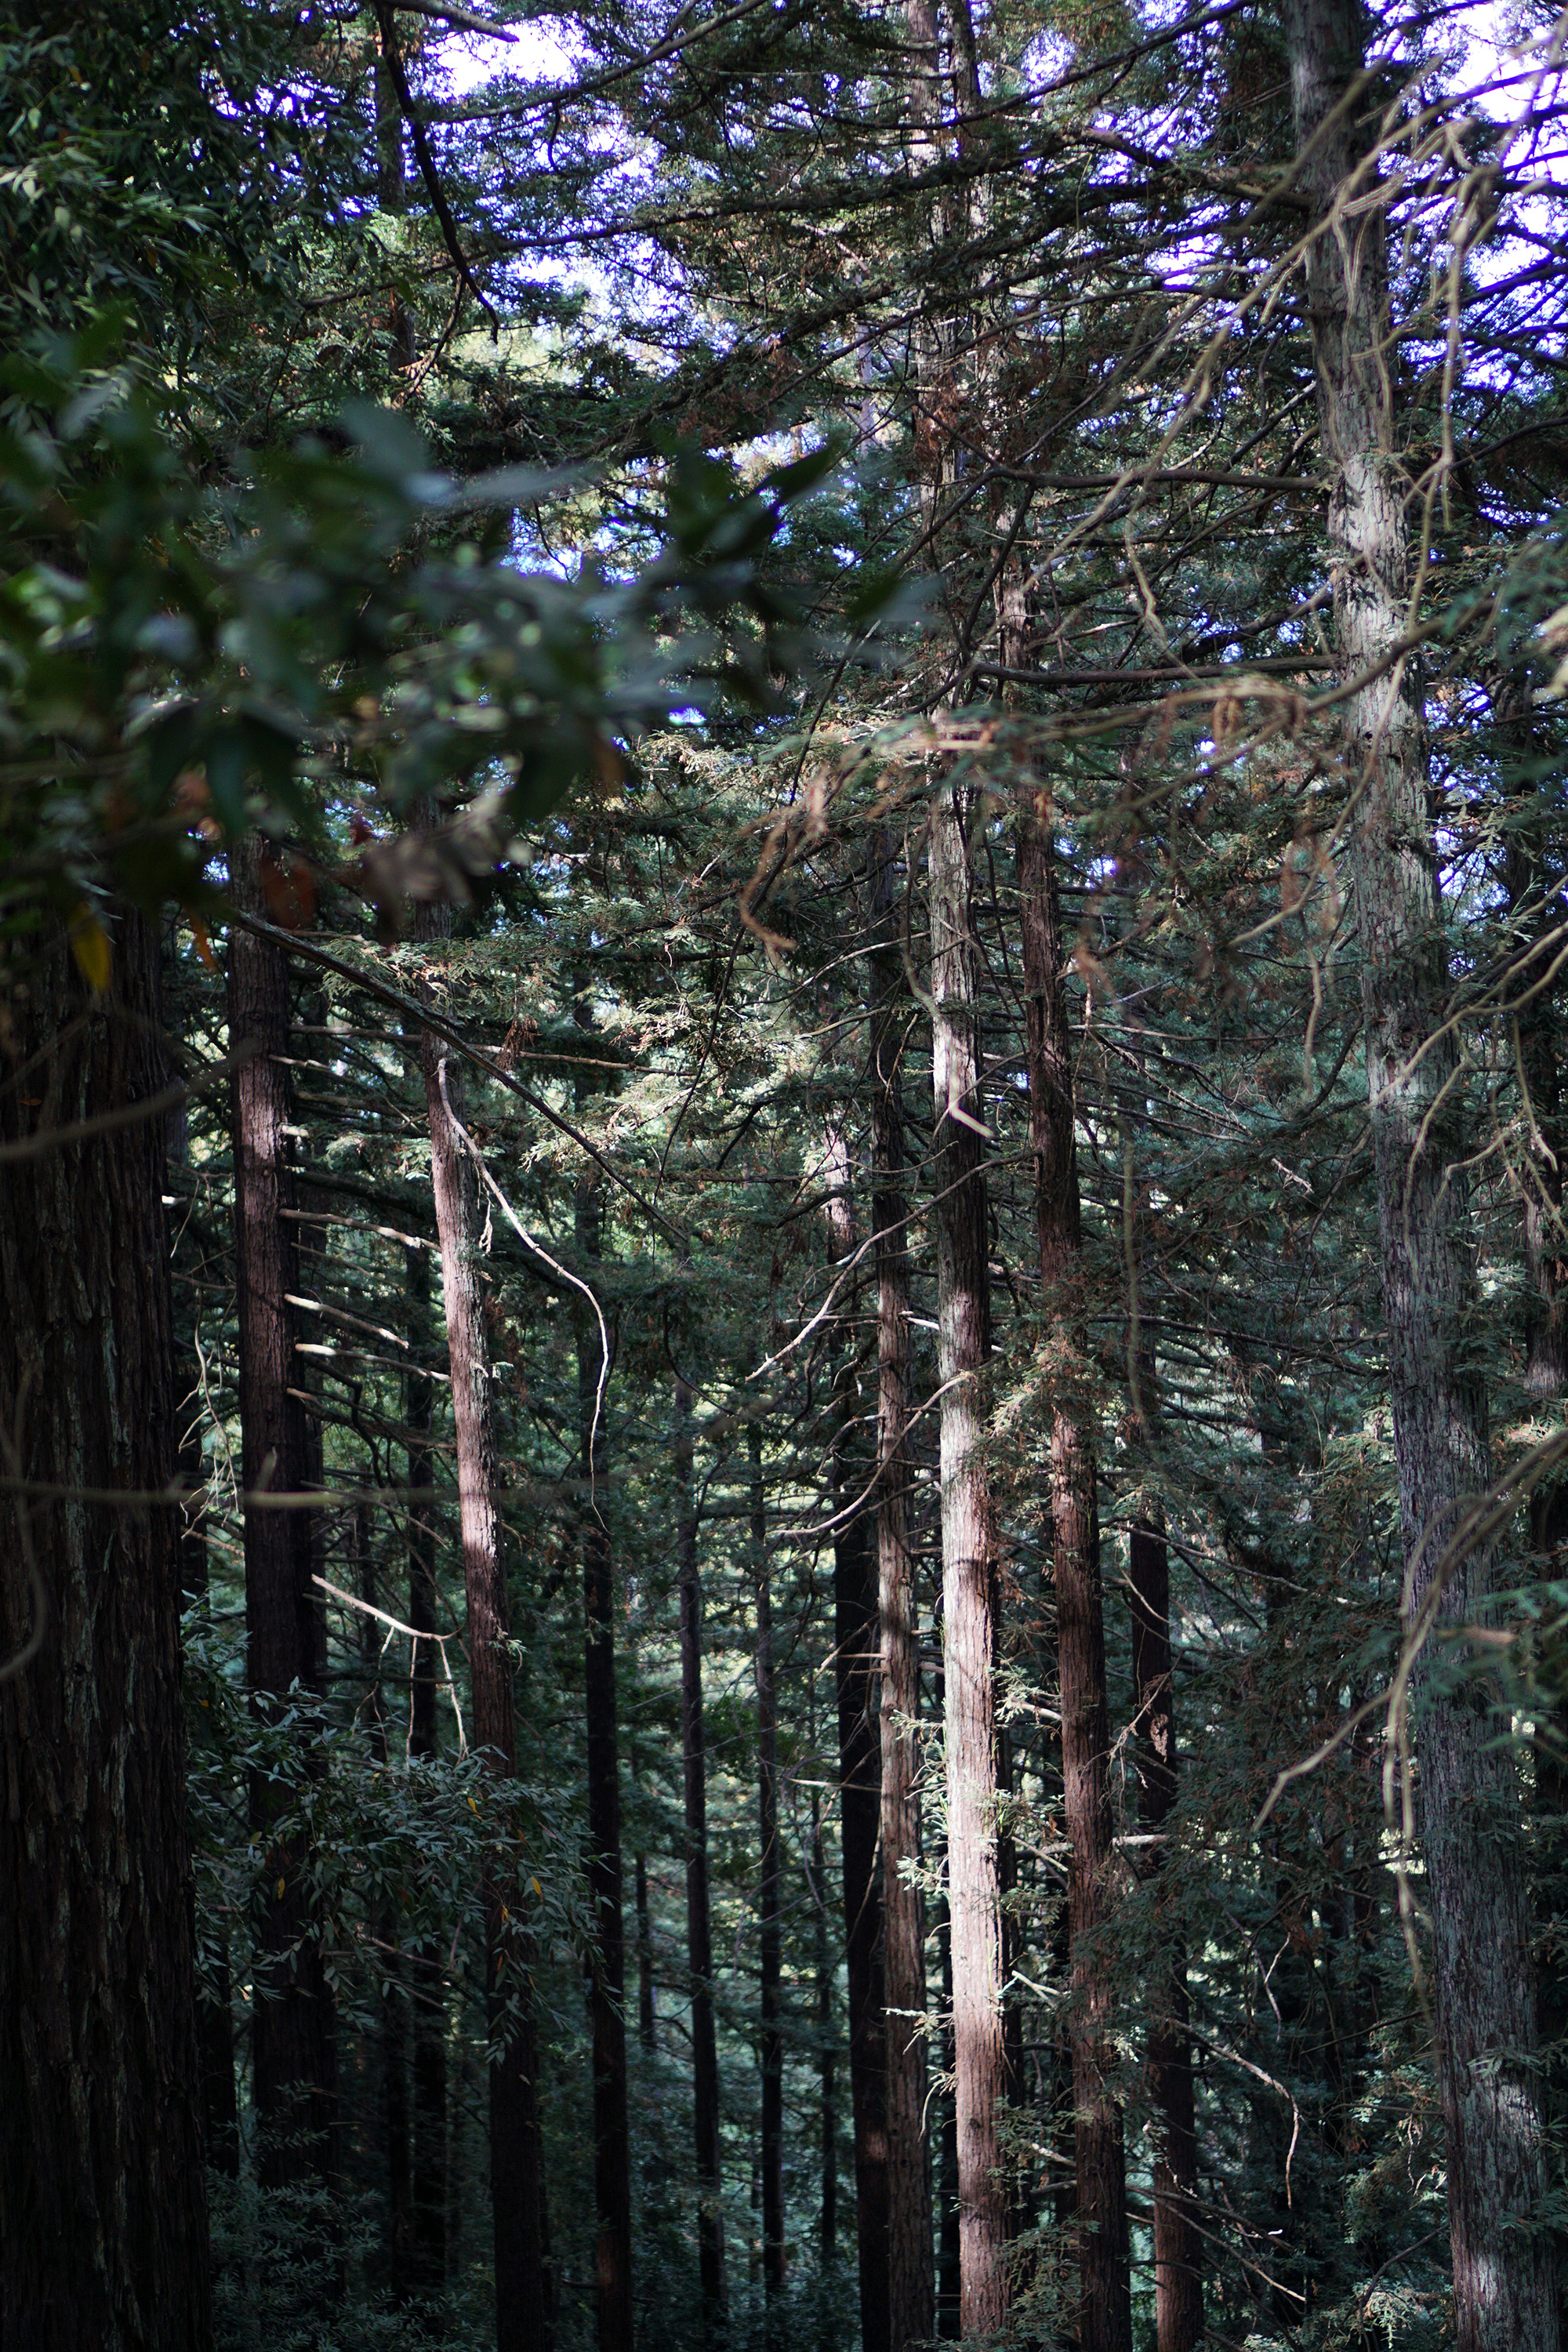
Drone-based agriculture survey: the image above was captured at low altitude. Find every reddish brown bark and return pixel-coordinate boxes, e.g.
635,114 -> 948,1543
403,1240 -> 448,2301
0,912 -> 212,2352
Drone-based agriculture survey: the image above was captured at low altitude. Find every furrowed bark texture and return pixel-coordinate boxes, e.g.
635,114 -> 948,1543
824,1122 -> 892,2352
1283,9 -> 1557,2347
676,1370 -> 728,2337
0,915 -> 212,2352
929,783 -> 1008,2338
1017,811 -> 1131,2352
420,1007 -> 551,2352
870,838 -> 935,2352
751,1418 -> 786,2318
228,858 -> 338,2198
576,1160 -> 634,2352
1129,1510 -> 1202,2352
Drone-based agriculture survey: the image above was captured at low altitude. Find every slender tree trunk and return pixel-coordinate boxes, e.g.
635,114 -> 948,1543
577,1149 -> 635,2352
929,783 -> 1008,2338
813,1792 -> 839,2270
1016,811 -> 1131,2352
0,913 -> 212,2352
823,1121 -> 892,2352
635,1843 -> 658,2055
419,1000 -> 551,2352
228,849 -> 338,2200
751,1419 -> 786,2322
405,1241 -> 448,2301
357,1506 -> 415,2303
869,838 -> 934,2352
178,1385 -> 241,2184
1128,1507 -> 1202,2352
1282,12 -> 1556,2347
676,1368 -> 728,2339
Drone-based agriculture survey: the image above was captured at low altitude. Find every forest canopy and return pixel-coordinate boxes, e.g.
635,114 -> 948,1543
5,3 -> 1568,2352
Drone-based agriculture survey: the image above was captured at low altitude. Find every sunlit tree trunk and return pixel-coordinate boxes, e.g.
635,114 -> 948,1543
1283,9 -> 1556,2345
0,913 -> 212,2351
929,783 -> 1007,2337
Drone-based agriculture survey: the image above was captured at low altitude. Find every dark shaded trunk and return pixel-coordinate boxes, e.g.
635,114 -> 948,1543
677,1369 -> 728,2339
824,1122 -> 891,2352
929,783 -> 1007,2338
813,1793 -> 839,2270
869,837 -> 934,2352
635,1846 -> 658,2055
419,1004 -> 552,2352
358,1508 -> 415,2304
228,849 -> 337,2200
1016,810 -> 1131,2352
1128,1510 -> 1202,2352
751,1419 -> 786,2320
577,1152 -> 635,2352
179,1395 -> 241,2184
1283,9 -> 1556,2346
405,1242 -> 448,2302
0,913 -> 212,2352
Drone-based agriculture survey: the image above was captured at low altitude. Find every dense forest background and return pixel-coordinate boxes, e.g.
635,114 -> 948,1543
6,2 -> 1568,2349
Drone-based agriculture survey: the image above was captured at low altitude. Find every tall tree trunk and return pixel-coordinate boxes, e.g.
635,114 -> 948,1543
1128,1504 -> 1202,2352
751,1419 -> 786,2325
1016,810 -> 1131,2352
813,1791 -> 839,2271
676,1368 -> 728,2339
1282,13 -> 1556,2347
0,913 -> 212,2352
635,1842 -> 658,2056
823,1121 -> 892,2352
358,1506 -> 415,2304
419,1000 -> 552,2352
577,1147 -> 635,2352
405,1241 -> 448,2301
929,782 -> 1008,2337
228,849 -> 338,2200
869,838 -> 934,2352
